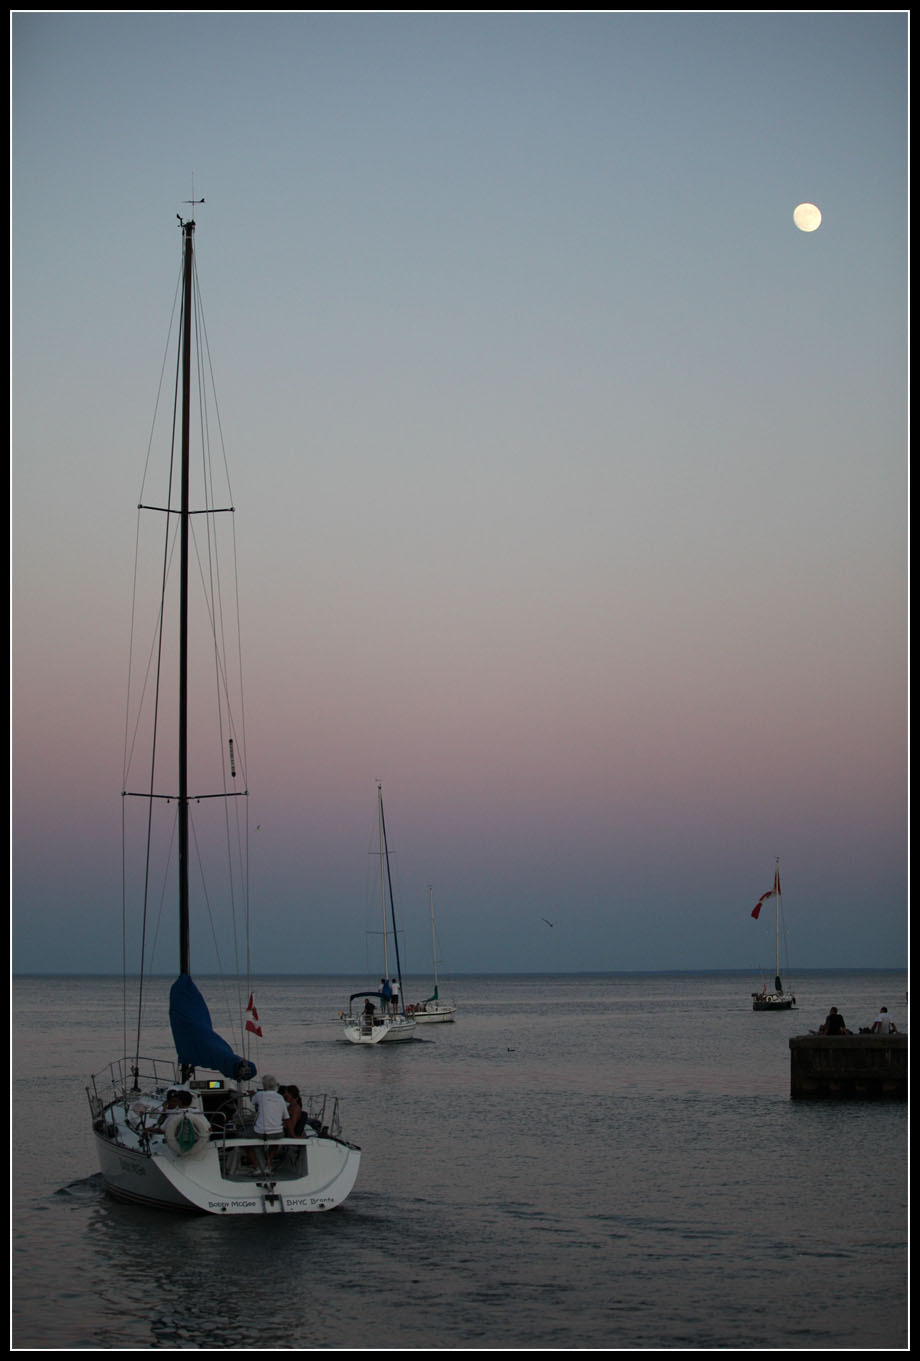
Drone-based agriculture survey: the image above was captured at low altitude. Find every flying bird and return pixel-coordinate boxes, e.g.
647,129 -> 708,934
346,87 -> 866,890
541,917 -> 555,928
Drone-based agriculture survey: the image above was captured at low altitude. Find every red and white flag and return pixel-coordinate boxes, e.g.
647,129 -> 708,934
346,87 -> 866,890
751,865 -> 781,919
245,992 -> 262,1037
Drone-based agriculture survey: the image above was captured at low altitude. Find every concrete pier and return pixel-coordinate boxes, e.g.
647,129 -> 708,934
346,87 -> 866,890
789,1034 -> 907,1100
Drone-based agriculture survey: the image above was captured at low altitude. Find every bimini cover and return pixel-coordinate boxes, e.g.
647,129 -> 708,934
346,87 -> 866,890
169,974 -> 257,1081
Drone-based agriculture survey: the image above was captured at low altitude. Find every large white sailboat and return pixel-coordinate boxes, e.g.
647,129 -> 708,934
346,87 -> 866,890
342,784 -> 417,1044
750,858 -> 797,1011
87,216 -> 360,1213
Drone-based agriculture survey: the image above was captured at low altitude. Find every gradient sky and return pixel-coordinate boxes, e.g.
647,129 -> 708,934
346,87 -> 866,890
12,14 -> 907,977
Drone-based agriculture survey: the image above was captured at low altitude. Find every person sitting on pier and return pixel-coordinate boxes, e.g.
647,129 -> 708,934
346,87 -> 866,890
871,1006 -> 898,1034
820,1006 -> 849,1036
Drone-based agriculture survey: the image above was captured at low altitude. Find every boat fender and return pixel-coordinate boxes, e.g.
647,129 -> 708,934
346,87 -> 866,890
165,1112 -> 211,1156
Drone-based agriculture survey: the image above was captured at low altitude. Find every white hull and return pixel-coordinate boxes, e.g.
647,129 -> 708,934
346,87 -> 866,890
752,991 -> 796,1011
89,1065 -> 360,1215
93,1110 -> 359,1215
408,1002 -> 456,1024
343,1013 -> 417,1045
94,1134 -> 359,1214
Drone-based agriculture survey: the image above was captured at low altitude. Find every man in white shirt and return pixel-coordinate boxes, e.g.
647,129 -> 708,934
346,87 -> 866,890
247,1075 -> 289,1168
871,1007 -> 898,1035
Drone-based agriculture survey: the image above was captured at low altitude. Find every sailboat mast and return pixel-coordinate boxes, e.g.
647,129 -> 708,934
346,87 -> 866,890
178,216 -> 195,979
773,857 -> 782,991
377,785 -> 390,980
378,785 -> 406,1002
429,885 -> 439,999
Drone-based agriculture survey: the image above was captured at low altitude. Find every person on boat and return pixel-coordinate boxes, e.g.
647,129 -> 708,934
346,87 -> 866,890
251,1076 -> 288,1135
871,1007 -> 898,1034
380,978 -> 393,1013
145,1088 -> 183,1133
390,979 -> 400,1014
246,1076 -> 289,1168
280,1084 -> 309,1138
363,996 -> 377,1018
128,1087 -> 179,1135
820,1007 -> 849,1036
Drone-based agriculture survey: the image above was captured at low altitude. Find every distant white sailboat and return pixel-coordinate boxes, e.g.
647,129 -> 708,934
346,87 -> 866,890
750,859 -> 796,1011
342,784 -> 417,1044
407,887 -> 456,1024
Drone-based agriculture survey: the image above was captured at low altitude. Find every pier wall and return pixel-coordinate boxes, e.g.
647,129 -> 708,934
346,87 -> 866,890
789,1034 -> 907,1100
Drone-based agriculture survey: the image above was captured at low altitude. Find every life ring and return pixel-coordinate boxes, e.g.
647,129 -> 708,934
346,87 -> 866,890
165,1111 -> 211,1156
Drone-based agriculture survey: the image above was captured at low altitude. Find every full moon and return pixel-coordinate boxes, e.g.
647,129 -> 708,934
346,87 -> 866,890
793,202 -> 822,232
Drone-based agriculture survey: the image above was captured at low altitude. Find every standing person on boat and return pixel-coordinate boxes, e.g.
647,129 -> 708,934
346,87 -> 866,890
250,1076 -> 289,1136
820,1007 -> 850,1036
381,978 -> 393,1013
390,978 -> 400,1014
871,1007 -> 898,1034
246,1076 -> 289,1169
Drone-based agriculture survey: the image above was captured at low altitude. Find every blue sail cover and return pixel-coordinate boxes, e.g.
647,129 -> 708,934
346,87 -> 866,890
169,974 -> 257,1081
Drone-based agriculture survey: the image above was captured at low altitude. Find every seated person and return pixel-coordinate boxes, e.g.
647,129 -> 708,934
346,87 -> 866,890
281,1084 -> 310,1137
871,1006 -> 898,1034
820,1006 -> 849,1036
150,1088 -> 184,1131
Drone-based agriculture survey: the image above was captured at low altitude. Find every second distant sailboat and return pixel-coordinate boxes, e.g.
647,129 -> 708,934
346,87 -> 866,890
342,784 -> 417,1044
407,886 -> 456,1024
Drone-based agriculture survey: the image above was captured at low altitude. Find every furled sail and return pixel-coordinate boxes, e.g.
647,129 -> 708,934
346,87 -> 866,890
169,974 -> 257,1081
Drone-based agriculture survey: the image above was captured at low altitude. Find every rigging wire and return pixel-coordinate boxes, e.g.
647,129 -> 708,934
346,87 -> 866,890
122,261 -> 184,1061
190,251 -> 251,1047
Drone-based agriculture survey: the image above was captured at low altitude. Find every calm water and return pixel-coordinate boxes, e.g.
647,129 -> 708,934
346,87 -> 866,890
13,971 -> 907,1349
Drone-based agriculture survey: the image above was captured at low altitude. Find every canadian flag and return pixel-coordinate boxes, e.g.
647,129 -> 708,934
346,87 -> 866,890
245,993 -> 262,1037
751,865 -> 781,919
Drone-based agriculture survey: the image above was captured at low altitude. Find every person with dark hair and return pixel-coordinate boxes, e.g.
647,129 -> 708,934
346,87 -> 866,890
148,1088 -> 183,1132
281,1084 -> 309,1137
820,1006 -> 849,1036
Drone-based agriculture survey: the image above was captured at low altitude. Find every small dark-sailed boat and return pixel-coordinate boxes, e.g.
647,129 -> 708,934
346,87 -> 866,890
751,859 -> 796,1011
